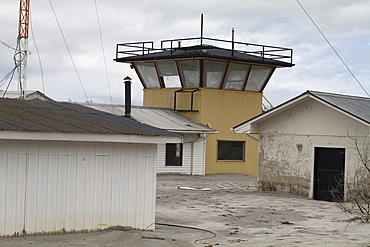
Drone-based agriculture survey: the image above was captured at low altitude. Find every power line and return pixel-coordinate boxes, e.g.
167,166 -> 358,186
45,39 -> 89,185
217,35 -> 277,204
1,67 -> 17,97
94,0 -> 113,106
0,40 -> 16,51
48,0 -> 89,102
0,64 -> 5,75
296,0 -> 370,97
0,67 -> 17,89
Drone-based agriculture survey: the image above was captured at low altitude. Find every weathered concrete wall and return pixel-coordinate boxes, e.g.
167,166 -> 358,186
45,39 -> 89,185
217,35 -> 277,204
258,134 -> 312,196
257,99 -> 369,198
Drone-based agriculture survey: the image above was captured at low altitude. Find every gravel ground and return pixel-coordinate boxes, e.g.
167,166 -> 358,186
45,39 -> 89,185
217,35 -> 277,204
1,174 -> 369,246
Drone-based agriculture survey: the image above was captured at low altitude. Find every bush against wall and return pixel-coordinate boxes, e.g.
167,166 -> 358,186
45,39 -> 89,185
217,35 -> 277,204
333,137 -> 370,223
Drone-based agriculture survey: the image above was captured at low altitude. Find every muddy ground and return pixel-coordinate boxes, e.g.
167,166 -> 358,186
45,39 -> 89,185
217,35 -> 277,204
1,174 -> 369,246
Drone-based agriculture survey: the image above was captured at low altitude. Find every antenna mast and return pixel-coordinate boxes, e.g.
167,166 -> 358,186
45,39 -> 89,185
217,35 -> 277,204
15,0 -> 30,100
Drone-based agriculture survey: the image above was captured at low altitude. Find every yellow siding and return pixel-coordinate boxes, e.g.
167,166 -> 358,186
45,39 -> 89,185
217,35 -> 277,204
143,88 -> 262,175
143,89 -> 177,108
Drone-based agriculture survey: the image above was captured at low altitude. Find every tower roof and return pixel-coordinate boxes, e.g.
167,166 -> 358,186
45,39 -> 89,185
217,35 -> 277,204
115,37 -> 294,67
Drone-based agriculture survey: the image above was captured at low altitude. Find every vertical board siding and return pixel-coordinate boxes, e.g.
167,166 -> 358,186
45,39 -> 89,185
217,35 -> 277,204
144,88 -> 262,175
0,139 -> 157,236
197,89 -> 261,175
156,136 -> 205,175
192,139 -> 206,175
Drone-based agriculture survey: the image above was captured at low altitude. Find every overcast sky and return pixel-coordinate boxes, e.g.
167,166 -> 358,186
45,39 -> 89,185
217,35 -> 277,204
1,0 -> 369,106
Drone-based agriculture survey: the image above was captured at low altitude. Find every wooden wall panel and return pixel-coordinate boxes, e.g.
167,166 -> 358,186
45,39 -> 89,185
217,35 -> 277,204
0,140 -> 158,236
145,88 -> 261,175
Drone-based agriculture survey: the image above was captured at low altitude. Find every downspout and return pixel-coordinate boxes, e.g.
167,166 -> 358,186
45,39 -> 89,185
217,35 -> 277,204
244,133 -> 259,142
191,141 -> 194,175
232,127 -> 259,143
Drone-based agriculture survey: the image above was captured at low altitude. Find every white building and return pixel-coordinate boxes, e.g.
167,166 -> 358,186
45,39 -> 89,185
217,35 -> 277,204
233,91 -> 370,201
80,103 -> 217,176
0,98 -> 181,236
1,90 -> 53,101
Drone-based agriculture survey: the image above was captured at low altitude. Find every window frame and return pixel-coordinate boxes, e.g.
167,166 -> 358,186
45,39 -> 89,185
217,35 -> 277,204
217,140 -> 245,162
165,143 -> 183,166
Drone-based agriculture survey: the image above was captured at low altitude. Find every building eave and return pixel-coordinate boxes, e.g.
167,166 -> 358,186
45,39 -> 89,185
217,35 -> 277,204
233,90 -> 370,135
0,131 -> 183,144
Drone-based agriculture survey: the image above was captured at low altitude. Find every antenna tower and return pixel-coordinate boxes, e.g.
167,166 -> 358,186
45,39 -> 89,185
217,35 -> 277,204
15,0 -> 30,99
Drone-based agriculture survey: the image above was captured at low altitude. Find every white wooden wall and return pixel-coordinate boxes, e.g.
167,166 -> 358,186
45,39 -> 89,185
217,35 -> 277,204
156,134 -> 206,175
0,139 -> 157,236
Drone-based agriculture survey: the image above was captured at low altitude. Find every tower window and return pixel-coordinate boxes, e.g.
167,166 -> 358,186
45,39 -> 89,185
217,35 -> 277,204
135,62 -> 161,88
204,60 -> 227,88
156,61 -> 181,88
222,63 -> 250,90
178,60 -> 200,88
245,65 -> 274,92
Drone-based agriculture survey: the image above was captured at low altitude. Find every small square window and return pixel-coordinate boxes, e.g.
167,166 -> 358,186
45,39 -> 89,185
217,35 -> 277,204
218,141 -> 244,161
166,143 -> 183,166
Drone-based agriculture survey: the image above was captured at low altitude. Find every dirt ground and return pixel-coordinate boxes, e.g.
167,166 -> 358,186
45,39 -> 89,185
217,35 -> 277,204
1,174 -> 370,247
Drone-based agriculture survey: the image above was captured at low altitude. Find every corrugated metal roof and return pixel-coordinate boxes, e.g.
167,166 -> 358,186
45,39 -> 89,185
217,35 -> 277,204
309,91 -> 370,125
0,98 -> 180,137
78,103 -> 217,134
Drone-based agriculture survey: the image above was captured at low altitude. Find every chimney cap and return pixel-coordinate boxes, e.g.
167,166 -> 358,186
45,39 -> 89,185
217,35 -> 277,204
124,76 -> 132,81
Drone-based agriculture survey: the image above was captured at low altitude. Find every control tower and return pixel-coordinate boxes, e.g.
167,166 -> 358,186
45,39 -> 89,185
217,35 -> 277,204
115,30 -> 293,175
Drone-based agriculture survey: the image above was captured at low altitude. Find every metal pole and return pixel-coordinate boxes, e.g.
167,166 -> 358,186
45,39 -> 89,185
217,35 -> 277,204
232,28 -> 235,57
124,76 -> 132,118
200,13 -> 203,47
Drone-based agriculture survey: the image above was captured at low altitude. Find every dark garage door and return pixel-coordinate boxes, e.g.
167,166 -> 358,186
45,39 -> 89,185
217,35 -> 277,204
314,147 -> 345,202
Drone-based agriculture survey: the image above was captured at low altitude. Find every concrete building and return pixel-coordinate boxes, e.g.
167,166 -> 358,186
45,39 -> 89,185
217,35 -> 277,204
0,98 -> 181,236
233,91 -> 370,201
79,103 -> 217,175
115,35 -> 294,175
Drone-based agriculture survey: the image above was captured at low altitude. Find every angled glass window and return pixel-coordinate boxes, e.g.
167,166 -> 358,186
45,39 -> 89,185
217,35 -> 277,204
156,61 -> 181,88
222,63 -> 250,91
135,62 -> 160,88
204,60 -> 227,88
178,60 -> 200,88
245,65 -> 274,92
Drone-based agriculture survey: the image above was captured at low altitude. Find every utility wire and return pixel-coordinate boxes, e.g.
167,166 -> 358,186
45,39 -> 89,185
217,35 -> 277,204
1,67 -> 17,97
94,0 -> 113,106
0,64 -> 5,76
105,84 -> 122,104
296,0 -> 370,97
0,40 -> 16,51
0,67 -> 17,89
48,0 -> 90,103
30,13 -> 46,94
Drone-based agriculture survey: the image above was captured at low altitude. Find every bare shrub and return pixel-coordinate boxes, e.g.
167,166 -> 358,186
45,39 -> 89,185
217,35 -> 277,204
334,168 -> 370,223
333,137 -> 370,223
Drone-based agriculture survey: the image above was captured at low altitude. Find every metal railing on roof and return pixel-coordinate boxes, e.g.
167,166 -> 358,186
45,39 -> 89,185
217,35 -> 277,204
116,36 -> 293,64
